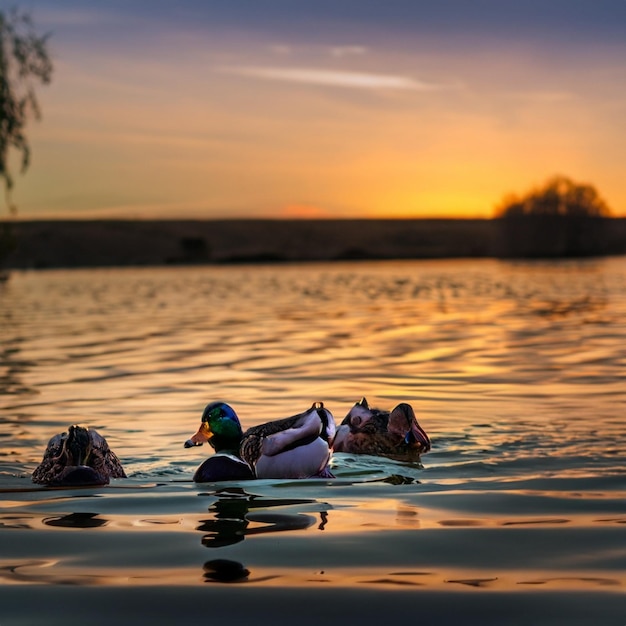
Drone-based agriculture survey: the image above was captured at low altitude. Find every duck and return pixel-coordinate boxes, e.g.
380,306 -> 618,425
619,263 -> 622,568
332,397 -> 431,462
184,401 -> 336,481
32,424 -> 126,486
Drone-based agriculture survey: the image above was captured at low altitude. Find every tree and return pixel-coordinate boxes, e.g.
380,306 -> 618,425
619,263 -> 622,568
496,175 -> 612,258
1,7 -> 52,268
496,175 -> 611,220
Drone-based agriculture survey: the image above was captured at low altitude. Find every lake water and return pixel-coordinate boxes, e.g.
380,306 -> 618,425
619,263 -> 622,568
1,258 -> 625,625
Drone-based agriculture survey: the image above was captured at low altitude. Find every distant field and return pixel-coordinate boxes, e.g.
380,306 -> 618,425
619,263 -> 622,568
3,218 -> 626,268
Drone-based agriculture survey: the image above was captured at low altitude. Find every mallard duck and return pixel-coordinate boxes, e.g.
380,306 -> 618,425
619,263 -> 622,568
332,397 -> 431,461
32,425 -> 126,486
184,401 -> 336,481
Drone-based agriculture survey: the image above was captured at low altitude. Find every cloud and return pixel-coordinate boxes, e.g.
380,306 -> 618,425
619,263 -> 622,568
504,91 -> 574,103
33,7 -> 124,27
269,44 -> 292,56
217,65 -> 451,91
329,45 -> 368,58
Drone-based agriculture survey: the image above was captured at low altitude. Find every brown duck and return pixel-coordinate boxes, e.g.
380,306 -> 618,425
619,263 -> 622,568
32,425 -> 126,486
332,397 -> 431,462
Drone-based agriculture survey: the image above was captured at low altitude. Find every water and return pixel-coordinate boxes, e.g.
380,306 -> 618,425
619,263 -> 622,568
1,258 -> 626,625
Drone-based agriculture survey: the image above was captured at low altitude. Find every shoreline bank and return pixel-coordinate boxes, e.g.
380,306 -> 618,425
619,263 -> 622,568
3,217 -> 626,269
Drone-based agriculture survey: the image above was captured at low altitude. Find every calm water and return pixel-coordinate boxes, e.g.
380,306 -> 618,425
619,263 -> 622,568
1,259 -> 626,625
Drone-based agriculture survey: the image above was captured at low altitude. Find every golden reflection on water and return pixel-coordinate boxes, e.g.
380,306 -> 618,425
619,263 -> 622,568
2,559 -> 624,592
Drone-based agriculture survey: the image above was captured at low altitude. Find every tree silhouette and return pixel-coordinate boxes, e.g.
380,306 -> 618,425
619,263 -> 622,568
1,7 -> 52,269
496,176 -> 612,258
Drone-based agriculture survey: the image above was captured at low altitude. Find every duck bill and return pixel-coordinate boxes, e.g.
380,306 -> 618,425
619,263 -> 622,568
408,421 -> 431,452
184,422 -> 213,448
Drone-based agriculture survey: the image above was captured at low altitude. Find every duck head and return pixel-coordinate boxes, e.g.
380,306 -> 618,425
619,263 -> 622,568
344,397 -> 431,452
32,425 -> 121,486
342,397 -> 374,428
388,402 -> 431,452
185,401 -> 244,453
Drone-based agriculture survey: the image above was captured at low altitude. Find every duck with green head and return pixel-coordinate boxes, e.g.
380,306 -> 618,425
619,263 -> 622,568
184,401 -> 336,481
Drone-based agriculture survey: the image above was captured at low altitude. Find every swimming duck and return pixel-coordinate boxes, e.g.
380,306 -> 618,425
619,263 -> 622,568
32,424 -> 126,486
184,401 -> 336,481
332,397 -> 431,461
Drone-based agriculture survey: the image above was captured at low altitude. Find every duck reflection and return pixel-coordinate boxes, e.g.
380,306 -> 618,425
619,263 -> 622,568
198,487 -> 327,548
42,512 -> 108,528
198,488 -> 329,583
203,559 -> 250,583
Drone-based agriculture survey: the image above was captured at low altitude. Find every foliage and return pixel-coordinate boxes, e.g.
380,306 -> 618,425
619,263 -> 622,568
496,176 -> 612,258
0,7 -> 52,267
496,175 -> 611,219
1,7 -> 52,209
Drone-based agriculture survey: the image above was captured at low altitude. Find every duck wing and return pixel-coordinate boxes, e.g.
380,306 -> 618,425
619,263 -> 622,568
87,429 -> 127,479
262,410 -> 326,456
240,404 -> 334,467
32,433 -> 65,484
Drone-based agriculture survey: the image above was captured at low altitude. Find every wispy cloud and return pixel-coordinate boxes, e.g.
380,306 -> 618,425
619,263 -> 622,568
504,90 -> 574,103
34,7 -> 123,27
269,44 -> 293,56
217,65 -> 452,91
329,45 -> 368,58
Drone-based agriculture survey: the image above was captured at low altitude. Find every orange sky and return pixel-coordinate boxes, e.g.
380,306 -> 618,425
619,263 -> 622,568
7,2 -> 626,219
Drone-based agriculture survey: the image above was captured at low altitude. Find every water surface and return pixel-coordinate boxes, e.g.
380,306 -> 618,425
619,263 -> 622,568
1,259 -> 625,625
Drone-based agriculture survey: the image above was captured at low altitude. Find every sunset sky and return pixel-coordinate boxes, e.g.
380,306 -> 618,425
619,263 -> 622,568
6,0 -> 626,219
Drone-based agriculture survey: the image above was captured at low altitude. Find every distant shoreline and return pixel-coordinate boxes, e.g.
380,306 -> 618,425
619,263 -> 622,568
3,217 -> 626,269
